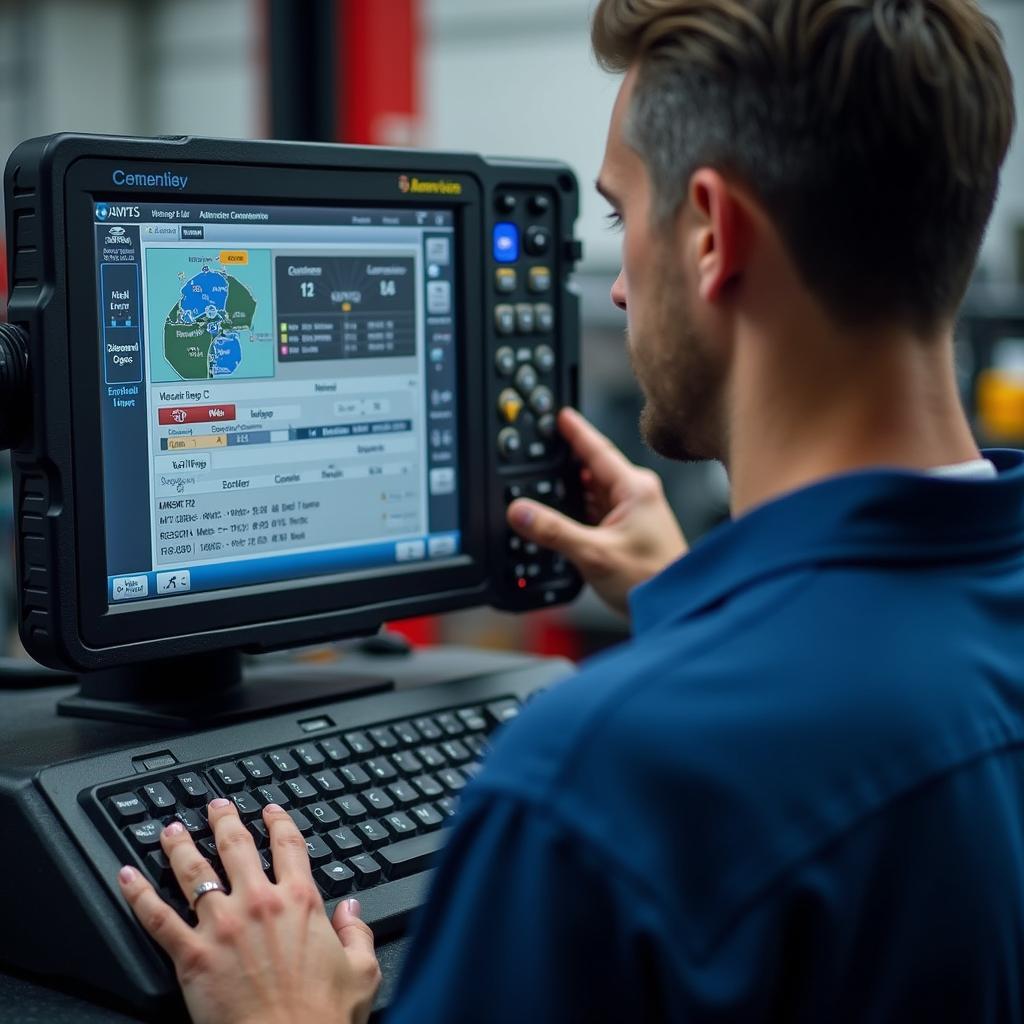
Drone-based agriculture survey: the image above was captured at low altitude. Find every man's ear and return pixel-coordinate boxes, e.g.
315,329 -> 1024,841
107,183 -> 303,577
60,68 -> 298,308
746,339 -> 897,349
686,168 -> 750,304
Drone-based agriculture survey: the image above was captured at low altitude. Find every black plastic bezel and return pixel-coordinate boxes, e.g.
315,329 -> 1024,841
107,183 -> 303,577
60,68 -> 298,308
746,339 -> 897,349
5,135 -> 583,671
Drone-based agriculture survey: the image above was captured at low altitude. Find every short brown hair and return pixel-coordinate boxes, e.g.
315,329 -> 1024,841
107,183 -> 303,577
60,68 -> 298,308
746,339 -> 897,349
593,0 -> 1015,332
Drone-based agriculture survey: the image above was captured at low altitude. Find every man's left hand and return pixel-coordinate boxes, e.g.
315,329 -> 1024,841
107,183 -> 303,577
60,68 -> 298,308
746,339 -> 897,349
118,798 -> 381,1024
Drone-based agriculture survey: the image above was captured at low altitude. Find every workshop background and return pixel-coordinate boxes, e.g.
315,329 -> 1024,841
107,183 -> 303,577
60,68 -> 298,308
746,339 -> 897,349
0,0 -> 1022,661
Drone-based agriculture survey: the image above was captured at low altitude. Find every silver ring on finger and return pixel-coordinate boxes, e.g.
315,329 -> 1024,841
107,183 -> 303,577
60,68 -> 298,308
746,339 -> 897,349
192,879 -> 228,908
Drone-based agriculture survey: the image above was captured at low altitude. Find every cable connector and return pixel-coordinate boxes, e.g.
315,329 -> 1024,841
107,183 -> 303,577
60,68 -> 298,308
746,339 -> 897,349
0,322 -> 29,450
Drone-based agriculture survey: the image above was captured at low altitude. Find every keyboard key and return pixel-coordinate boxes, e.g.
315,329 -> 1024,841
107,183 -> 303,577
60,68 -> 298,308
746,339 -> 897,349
108,792 -> 145,823
410,804 -> 444,831
259,851 -> 274,878
383,812 -> 417,836
486,699 -> 520,726
311,769 -> 345,795
141,782 -> 176,811
412,717 -> 444,742
440,740 -> 472,764
318,861 -> 355,897
210,762 -> 246,792
462,762 -> 483,779
231,791 -> 262,820
411,774 -> 444,799
175,772 -> 210,806
388,781 -> 419,807
464,734 -> 489,759
146,849 -> 173,884
340,764 -> 371,790
319,737 -> 350,764
392,750 -> 423,775
392,720 -> 422,746
435,712 -> 465,737
250,821 -> 271,847
348,852 -> 382,886
284,777 -> 318,804
343,731 -> 375,756
457,707 -> 488,731
335,794 -> 368,822
198,837 -> 220,861
126,820 -> 163,848
239,756 -> 273,782
417,745 -> 448,770
255,784 -> 291,809
436,797 -> 459,818
437,768 -> 468,793
363,788 -> 395,814
356,819 -> 391,847
365,758 -> 397,783
268,750 -> 300,778
292,745 -> 326,770
173,807 -> 209,835
288,809 -> 314,835
307,801 -> 340,830
304,834 -> 333,865
327,826 -> 363,855
377,831 -> 447,879
327,826 -> 364,856
369,726 -> 398,750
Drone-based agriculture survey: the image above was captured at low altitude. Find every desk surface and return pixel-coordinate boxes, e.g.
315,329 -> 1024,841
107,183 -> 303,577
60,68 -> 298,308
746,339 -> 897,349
0,937 -> 412,1023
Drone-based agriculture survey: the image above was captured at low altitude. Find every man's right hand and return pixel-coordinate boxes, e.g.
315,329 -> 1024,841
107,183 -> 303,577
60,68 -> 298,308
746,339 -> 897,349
507,407 -> 688,616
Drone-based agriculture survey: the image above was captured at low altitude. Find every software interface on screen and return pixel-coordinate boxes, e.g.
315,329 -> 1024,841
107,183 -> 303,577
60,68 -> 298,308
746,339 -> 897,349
93,200 -> 461,608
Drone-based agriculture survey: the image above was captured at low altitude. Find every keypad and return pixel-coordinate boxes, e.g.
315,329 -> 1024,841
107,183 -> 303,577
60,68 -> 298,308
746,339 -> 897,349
491,187 -> 560,466
488,184 -> 580,601
504,475 -> 573,596
97,700 -> 516,918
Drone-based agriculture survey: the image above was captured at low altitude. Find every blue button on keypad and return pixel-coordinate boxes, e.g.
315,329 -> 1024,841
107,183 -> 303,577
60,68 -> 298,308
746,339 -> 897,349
493,222 -> 519,263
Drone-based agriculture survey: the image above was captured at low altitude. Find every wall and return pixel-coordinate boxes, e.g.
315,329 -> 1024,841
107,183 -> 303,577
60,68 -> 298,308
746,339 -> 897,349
423,0 -> 621,273
981,1 -> 1024,283
0,0 -> 261,224
424,0 -> 1024,285
0,0 -> 1017,281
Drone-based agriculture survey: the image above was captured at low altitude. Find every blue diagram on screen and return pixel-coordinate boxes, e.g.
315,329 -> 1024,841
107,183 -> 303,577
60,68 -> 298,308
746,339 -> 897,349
145,247 -> 274,383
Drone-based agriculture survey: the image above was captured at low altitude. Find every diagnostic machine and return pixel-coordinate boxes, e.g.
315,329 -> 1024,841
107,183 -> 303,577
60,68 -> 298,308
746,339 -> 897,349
0,134 -> 584,1013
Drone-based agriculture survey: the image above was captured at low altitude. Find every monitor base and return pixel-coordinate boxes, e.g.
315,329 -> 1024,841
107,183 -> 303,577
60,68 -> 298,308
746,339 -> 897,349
55,649 -> 394,730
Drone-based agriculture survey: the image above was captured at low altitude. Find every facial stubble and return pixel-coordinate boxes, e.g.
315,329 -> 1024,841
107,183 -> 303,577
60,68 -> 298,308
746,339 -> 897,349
627,250 -> 726,463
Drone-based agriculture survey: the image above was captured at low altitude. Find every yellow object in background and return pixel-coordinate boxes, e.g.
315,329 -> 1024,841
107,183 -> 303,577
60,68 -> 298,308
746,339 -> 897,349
976,368 -> 1024,442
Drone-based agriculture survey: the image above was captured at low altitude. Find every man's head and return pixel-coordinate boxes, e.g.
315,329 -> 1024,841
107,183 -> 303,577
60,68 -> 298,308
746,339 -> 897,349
593,0 -> 1015,462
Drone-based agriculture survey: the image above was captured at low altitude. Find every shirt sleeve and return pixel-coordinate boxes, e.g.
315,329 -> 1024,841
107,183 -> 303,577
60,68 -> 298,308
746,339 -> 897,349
384,787 -> 676,1024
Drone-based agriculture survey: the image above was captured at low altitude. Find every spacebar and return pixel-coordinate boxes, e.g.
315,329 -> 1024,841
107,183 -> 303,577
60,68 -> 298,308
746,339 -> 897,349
378,831 -> 447,878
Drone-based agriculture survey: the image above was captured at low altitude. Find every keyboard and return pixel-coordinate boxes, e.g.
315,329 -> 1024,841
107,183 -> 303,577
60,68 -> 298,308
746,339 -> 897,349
9,653 -> 571,1014
90,695 -> 523,929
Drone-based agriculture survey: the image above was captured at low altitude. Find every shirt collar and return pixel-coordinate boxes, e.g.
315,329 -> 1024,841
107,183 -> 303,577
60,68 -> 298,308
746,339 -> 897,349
629,449 -> 1024,635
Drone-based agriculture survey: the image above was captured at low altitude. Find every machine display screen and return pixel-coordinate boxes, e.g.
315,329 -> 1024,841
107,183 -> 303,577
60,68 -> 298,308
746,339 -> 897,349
92,200 -> 461,607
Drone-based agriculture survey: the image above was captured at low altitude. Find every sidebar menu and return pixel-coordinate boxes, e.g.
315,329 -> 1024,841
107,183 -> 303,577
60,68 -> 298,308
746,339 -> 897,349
95,221 -> 153,581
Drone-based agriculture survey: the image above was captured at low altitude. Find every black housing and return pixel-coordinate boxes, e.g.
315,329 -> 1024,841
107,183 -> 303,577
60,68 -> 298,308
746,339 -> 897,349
4,134 -> 583,672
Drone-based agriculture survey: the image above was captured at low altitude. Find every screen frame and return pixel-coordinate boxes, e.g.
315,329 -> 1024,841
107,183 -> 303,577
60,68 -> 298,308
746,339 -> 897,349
64,156 -> 489,652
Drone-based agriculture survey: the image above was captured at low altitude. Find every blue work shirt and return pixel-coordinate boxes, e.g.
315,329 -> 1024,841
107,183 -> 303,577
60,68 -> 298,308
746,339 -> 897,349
388,451 -> 1024,1022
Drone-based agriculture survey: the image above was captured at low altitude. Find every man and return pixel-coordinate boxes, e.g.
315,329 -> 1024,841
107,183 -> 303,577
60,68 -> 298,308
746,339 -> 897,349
117,0 -> 1022,1020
